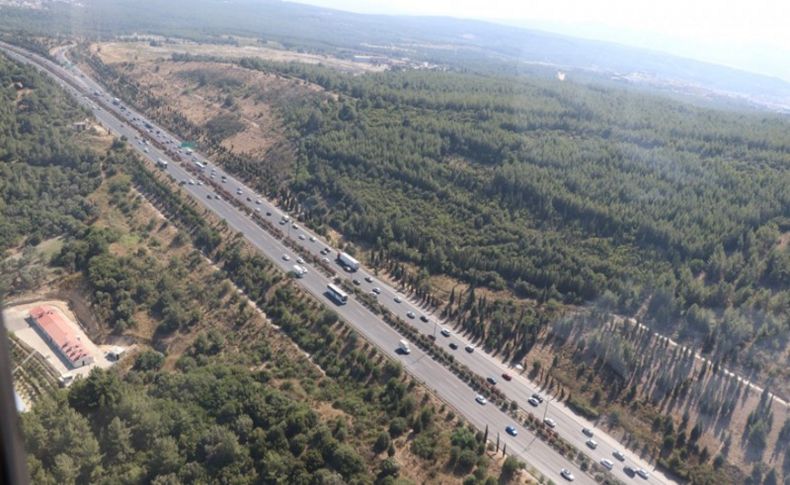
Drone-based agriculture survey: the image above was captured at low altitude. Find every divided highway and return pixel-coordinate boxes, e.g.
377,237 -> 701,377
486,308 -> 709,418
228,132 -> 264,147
1,42 -> 674,485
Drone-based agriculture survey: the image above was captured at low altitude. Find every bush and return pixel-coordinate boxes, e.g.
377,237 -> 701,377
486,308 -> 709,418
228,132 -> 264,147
133,350 -> 165,371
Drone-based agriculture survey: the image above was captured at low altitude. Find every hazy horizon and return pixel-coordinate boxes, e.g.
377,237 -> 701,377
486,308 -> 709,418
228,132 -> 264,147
289,0 -> 790,83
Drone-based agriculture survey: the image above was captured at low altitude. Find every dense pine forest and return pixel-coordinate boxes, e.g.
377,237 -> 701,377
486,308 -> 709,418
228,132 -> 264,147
229,58 -> 790,386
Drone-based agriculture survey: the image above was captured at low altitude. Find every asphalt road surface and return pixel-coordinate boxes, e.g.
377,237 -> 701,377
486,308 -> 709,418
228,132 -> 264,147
1,42 -> 675,485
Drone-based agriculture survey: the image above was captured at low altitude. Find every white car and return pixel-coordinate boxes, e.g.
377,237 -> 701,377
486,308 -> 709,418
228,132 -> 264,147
309,236 -> 316,242
586,439 -> 598,450
364,275 -> 373,283
636,469 -> 649,479
394,295 -> 402,303
256,199 -> 261,204
528,397 -> 540,407
296,258 -> 304,264
613,450 -> 625,461
560,469 -> 574,481
406,311 -> 416,319
188,179 -> 195,185
440,328 -> 451,337
282,254 -> 291,261
298,234 -> 306,240
543,417 -> 557,428
372,287 -> 381,294
475,395 -> 487,405
600,459 -> 614,470
464,345 -> 475,353
255,207 -> 261,212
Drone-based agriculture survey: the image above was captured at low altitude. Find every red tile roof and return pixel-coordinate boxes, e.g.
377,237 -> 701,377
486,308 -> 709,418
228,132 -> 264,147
29,306 -> 92,366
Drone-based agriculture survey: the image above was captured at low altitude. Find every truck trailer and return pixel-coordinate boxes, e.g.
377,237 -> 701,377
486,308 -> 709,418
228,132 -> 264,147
337,252 -> 360,272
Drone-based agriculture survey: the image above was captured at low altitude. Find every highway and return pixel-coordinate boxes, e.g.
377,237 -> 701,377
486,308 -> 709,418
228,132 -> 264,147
1,42 -> 674,485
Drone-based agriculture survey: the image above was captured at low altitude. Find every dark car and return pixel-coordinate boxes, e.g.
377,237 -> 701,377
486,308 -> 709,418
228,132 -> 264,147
420,315 -> 429,322
449,342 -> 458,350
501,373 -> 512,381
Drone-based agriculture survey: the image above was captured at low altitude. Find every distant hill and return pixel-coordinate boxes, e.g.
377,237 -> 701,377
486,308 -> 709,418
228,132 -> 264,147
1,0 -> 789,111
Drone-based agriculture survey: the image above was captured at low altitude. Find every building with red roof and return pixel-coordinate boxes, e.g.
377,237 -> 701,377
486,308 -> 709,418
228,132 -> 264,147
28,306 -> 94,368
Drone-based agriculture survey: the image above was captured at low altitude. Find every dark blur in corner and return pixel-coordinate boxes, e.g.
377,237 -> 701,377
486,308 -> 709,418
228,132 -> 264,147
0,297 -> 30,485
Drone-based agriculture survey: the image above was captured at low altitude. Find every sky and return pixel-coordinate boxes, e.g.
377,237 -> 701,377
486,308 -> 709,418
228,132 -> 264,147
292,0 -> 790,82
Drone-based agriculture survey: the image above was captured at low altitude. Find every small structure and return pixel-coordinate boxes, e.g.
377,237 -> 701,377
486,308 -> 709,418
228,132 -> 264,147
28,306 -> 94,368
107,347 -> 125,361
72,119 -> 90,132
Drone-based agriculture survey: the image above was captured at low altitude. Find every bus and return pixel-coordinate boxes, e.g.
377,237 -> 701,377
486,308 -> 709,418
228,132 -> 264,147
326,283 -> 348,305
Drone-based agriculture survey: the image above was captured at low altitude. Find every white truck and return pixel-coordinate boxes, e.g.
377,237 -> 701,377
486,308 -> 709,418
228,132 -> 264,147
337,252 -> 360,272
292,264 -> 307,278
399,339 -> 411,354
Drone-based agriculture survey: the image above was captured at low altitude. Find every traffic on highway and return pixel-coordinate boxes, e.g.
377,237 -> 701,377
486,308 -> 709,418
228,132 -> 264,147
0,41 -> 672,485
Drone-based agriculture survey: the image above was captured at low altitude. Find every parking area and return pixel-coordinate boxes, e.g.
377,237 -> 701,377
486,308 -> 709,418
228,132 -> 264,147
3,300 -> 120,379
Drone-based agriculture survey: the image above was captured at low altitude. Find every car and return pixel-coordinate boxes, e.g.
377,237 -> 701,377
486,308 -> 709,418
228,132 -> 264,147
582,427 -> 594,438
353,279 -> 361,285
296,258 -> 304,264
636,469 -> 649,479
188,179 -> 195,185
449,342 -> 458,350
465,345 -> 475,353
440,328 -> 451,337
309,236 -> 316,242
531,393 -> 544,403
586,439 -> 598,450
197,181 -> 203,186
266,211 -> 272,216
560,468 -> 575,481
255,207 -> 261,212
236,188 -> 243,195
475,395 -> 487,405
322,257 -> 330,263
298,234 -> 306,240
543,417 -> 557,428
143,147 -> 150,153
206,194 -> 212,199
486,376 -> 497,385
406,311 -> 416,319
501,373 -> 512,381
612,450 -> 625,461
279,220 -> 286,225
420,315 -> 429,322
600,459 -> 614,470
292,224 -> 299,230
505,426 -> 518,437
324,247 -> 331,253
528,397 -> 540,407
255,199 -> 261,204
624,466 -> 636,477
282,254 -> 291,261
364,275 -> 373,283
394,295 -> 402,303
246,196 -> 251,202
372,287 -> 381,294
